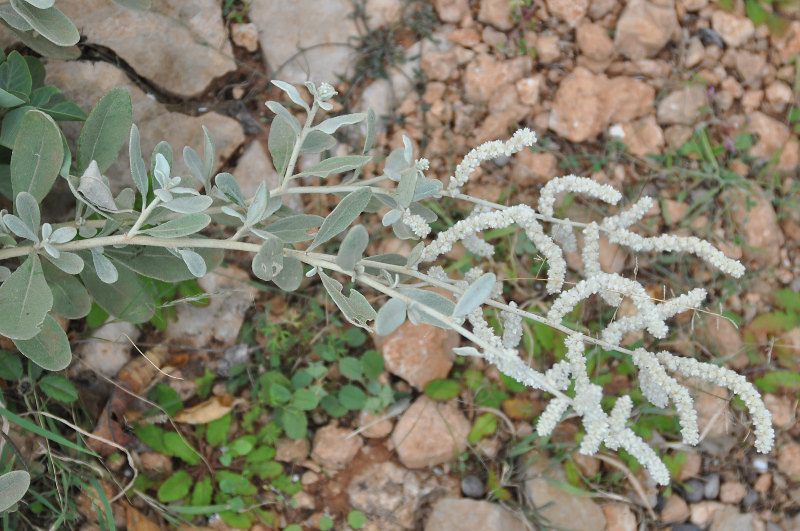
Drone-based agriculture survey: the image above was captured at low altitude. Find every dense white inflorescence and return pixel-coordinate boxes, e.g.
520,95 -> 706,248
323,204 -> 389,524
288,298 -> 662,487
418,129 -> 772,485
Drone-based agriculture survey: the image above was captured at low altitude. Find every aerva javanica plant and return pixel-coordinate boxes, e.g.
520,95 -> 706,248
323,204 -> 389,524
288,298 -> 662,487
0,80 -> 773,508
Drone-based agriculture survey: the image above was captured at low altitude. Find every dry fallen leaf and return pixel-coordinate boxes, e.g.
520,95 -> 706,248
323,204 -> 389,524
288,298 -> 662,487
173,393 -> 237,424
125,504 -> 160,531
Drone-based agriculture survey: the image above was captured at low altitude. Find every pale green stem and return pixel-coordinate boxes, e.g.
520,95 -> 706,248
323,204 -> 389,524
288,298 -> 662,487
125,197 -> 162,239
280,100 -> 319,193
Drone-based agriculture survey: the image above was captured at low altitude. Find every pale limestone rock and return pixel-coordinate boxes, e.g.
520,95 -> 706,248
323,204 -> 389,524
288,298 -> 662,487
709,505 -> 755,531
778,442 -> 800,479
602,503 -> 637,531
661,494 -> 690,523
719,481 -> 747,504
464,54 -> 533,103
421,50 -> 459,81
231,22 -> 259,52
425,498 -> 527,531
350,461 -> 447,530
711,9 -> 755,47
663,199 -> 689,225
618,115 -> 664,156
536,34 -> 561,64
685,37 -> 705,68
275,437 -> 309,462
693,383 -> 732,439
577,22 -> 615,61
698,313 -> 744,362
773,20 -> 800,64
614,0 -> 678,59
549,67 -> 654,142
76,320 -> 139,377
46,61 -> 244,194
547,0 -> 589,26
589,0 -> 618,19
511,151 -> 558,186
732,50 -> 768,86
722,186 -> 783,268
311,424 -> 363,471
250,0 -> 399,84
656,85 -> 707,125
478,0 -> 514,30
58,0 -> 235,96
373,321 -> 457,390
434,0 -> 470,23
357,409 -> 394,438
764,394 -> 794,428
163,265 -> 257,349
689,501 -> 724,527
515,75 -> 544,106
391,396 -> 469,468
525,461 -> 607,531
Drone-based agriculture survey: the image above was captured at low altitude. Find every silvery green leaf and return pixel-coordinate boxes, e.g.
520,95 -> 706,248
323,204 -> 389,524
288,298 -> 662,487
115,187 -> 136,211
221,205 -> 246,222
383,147 -> 408,181
170,186 -> 199,196
271,80 -> 310,111
308,187 -> 372,251
78,225 -> 97,238
3,214 -> 37,242
318,100 -> 333,111
77,86 -> 132,173
215,172 -> 245,207
251,233 -> 284,281
13,313 -> 70,370
272,256 -> 302,292
43,242 -> 59,258
410,202 -> 437,222
178,249 -> 206,277
45,250 -> 83,275
79,251 -> 154,323
336,224 -> 368,271
0,470 -> 28,514
153,188 -> 173,202
405,241 -> 421,267
294,155 -> 372,180
110,0 -> 151,10
392,218 -> 415,240
261,214 -> 323,243
0,4 -> 32,30
397,287 -> 454,328
142,213 -> 210,238
314,112 -> 367,135
245,182 -> 269,227
9,0 -> 79,46
161,195 -> 213,214
202,125 -> 215,190
453,346 -> 482,357
0,254 -> 52,340
301,130 -> 336,153
268,115 -> 297,176
374,192 -> 398,210
150,140 -> 173,175
396,167 -> 417,208
303,81 -> 316,96
0,266 -> 9,282
107,246 -> 222,282
453,272 -> 496,318
265,101 -> 301,135
42,259 -> 89,318
40,222 -> 52,241
15,191 -> 39,236
20,0 -> 55,7
363,108 -> 376,154
382,209 -> 402,227
78,161 -> 120,212
11,109 -> 63,203
91,247 -> 119,284
375,298 -> 407,336
183,145 -> 204,187
153,152 -> 171,189
49,226 -> 76,244
318,271 -> 376,329
129,124 -> 148,198
413,177 -> 443,201
402,135 -> 413,165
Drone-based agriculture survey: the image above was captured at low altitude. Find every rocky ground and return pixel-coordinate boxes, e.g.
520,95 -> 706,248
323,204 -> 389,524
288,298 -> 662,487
2,0 -> 800,530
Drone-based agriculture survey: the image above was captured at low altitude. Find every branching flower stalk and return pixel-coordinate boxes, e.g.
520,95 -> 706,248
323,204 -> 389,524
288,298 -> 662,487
0,81 -> 773,490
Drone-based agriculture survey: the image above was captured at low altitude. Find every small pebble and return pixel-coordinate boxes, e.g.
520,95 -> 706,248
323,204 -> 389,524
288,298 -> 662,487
671,525 -> 702,531
682,478 -> 705,503
753,457 -> 769,473
742,489 -> 759,510
461,475 -> 485,499
703,473 -> 720,499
